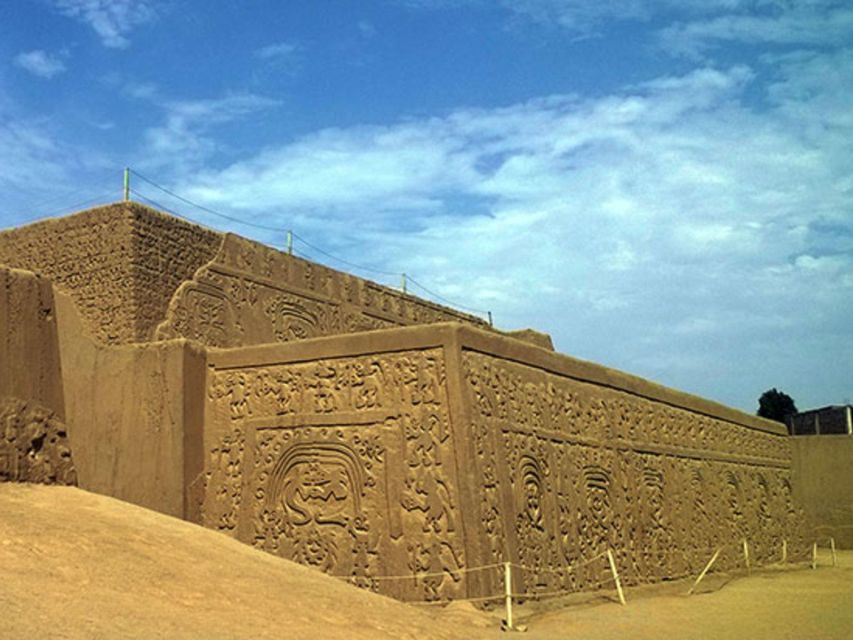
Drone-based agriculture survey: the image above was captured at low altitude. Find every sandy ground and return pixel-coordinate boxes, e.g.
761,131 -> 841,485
2,484 -> 851,639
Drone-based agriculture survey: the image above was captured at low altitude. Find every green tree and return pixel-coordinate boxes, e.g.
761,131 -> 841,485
757,388 -> 798,423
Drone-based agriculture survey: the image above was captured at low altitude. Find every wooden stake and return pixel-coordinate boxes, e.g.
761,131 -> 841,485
812,542 -> 818,569
742,539 -> 750,574
782,539 -> 787,564
607,549 -> 626,606
831,538 -> 837,567
688,548 -> 721,596
504,561 -> 513,631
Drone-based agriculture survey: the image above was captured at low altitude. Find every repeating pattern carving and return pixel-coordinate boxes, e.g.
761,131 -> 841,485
0,203 -> 220,344
157,233 -> 486,347
204,349 -> 467,602
0,397 -> 77,485
463,352 -> 806,596
202,344 -> 806,604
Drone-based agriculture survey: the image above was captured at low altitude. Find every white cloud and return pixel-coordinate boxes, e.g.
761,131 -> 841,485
133,93 -> 280,174
14,50 -> 67,78
254,42 -> 299,60
54,0 -> 157,48
660,5 -> 853,58
406,0 -> 853,55
252,41 -> 303,77
154,48 -> 853,410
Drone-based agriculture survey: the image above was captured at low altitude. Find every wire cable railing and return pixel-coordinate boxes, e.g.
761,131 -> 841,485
126,168 -> 493,322
5,169 -> 495,323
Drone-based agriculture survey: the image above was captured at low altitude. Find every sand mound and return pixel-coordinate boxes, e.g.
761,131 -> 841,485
0,484 -> 491,640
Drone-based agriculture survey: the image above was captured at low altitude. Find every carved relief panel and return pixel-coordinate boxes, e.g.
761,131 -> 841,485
203,348 -> 468,602
158,234 -> 486,348
0,397 -> 77,485
462,351 -> 805,594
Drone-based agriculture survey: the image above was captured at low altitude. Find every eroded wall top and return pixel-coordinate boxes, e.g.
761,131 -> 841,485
1,203 -> 489,347
155,232 -> 490,348
0,203 -> 221,344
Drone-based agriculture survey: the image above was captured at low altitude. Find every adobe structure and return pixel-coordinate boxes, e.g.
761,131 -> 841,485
1,202 -> 810,602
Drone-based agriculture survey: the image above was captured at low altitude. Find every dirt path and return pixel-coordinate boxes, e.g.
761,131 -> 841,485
2,483 -> 850,639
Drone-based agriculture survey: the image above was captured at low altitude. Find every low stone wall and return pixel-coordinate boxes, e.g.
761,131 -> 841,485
791,435 -> 853,549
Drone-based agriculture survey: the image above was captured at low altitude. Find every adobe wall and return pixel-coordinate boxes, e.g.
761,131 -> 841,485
0,266 -> 75,484
0,203 -> 221,344
459,330 -> 801,597
791,436 -> 853,549
156,232 -> 490,348
0,259 -> 205,514
0,204 -> 491,348
0,267 -> 64,411
53,290 -> 206,518
200,323 -> 805,602
202,326 -> 465,601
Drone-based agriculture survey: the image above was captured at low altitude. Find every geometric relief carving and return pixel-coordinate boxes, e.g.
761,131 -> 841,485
251,427 -> 384,588
158,284 -> 231,347
462,351 -> 806,595
204,348 -> 468,602
513,453 -> 553,589
263,440 -> 372,572
158,233 -> 487,349
264,294 -> 325,342
202,426 -> 245,533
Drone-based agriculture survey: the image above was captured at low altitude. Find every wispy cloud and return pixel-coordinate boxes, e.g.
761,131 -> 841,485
405,0 -> 853,52
13,50 -> 67,78
54,0 -> 158,48
254,42 -> 299,60
660,4 -> 853,58
133,92 -> 281,173
0,94 -> 115,221
253,41 -> 303,77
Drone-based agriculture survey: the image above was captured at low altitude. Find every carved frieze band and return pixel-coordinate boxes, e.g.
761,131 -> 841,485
157,234 -> 485,347
462,351 -> 805,595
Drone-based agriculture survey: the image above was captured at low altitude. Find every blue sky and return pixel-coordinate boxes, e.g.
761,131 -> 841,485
2,1 -> 852,414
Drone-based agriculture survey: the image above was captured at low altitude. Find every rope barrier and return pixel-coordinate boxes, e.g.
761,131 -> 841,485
406,275 -> 491,317
512,550 -> 609,574
408,593 -> 506,606
335,560 -> 506,582
12,190 -> 121,225
130,170 -> 286,232
336,534 -> 833,626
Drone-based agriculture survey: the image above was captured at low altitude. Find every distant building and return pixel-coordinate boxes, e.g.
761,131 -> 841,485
787,405 -> 853,436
